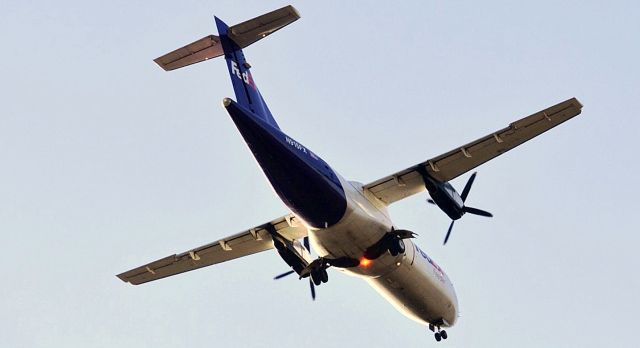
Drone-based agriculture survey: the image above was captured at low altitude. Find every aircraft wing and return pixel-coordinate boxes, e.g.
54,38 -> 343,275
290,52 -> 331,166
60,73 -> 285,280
364,98 -> 583,205
117,214 -> 307,285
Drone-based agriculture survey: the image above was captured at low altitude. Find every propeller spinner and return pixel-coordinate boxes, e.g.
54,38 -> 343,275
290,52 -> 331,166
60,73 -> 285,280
424,172 -> 493,245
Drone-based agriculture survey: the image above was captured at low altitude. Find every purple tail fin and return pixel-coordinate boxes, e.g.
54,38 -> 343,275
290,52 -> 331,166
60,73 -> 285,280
152,5 -> 299,129
215,17 -> 280,129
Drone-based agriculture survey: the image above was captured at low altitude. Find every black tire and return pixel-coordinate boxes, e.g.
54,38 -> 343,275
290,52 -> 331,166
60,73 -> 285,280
396,239 -> 405,254
434,332 -> 441,342
389,238 -> 404,256
320,269 -> 329,283
311,270 -> 322,286
441,330 -> 447,340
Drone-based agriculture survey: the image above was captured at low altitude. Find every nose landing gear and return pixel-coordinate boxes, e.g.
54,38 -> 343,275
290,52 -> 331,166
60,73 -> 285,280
429,323 -> 448,342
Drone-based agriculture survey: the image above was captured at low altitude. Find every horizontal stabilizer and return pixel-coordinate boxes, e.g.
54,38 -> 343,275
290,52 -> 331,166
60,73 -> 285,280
227,5 -> 300,48
153,5 -> 299,72
154,35 -> 223,71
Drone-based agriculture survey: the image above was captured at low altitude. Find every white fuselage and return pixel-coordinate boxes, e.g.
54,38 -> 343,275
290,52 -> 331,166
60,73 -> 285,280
304,174 -> 459,327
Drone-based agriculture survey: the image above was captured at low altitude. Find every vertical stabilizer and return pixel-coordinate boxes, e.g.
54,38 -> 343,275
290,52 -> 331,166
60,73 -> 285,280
153,5 -> 300,130
215,17 -> 280,129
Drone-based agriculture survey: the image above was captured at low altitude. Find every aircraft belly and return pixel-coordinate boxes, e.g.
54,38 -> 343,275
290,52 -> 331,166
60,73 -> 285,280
366,241 -> 458,326
304,174 -> 459,327
309,177 -> 392,260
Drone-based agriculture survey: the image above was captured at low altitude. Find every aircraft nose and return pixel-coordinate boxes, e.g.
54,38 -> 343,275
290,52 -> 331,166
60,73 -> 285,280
444,284 -> 459,326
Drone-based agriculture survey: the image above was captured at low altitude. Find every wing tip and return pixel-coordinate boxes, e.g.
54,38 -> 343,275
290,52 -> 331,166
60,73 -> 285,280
569,96 -> 583,111
116,273 -> 135,284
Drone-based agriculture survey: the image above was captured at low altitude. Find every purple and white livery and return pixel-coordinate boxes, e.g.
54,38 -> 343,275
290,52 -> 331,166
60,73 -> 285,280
118,5 -> 583,342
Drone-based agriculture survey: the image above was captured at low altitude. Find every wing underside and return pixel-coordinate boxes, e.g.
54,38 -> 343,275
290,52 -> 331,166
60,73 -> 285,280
365,98 -> 583,205
117,214 -> 307,285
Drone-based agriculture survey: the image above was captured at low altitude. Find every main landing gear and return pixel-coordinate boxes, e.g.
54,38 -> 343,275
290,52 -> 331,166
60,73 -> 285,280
309,267 -> 328,286
363,228 -> 416,260
429,323 -> 448,342
300,256 -> 359,286
389,238 -> 405,256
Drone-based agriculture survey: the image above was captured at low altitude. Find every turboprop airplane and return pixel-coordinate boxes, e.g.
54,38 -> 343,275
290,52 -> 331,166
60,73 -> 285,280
117,5 -> 583,342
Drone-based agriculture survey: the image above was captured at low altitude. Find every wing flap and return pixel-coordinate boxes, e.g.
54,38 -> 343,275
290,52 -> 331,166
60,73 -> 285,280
117,214 -> 306,285
364,98 -> 583,204
366,170 -> 425,204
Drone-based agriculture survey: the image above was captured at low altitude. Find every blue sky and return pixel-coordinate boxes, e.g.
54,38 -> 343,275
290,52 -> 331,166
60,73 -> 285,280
1,1 -> 639,347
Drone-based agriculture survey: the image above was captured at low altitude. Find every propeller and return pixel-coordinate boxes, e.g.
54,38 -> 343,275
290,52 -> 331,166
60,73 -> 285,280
273,270 -> 295,279
273,236 -> 317,300
443,220 -> 456,245
302,236 -> 317,301
442,172 -> 493,245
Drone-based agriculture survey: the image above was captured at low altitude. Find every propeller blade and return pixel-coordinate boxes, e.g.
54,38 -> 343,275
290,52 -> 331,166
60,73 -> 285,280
274,270 -> 295,280
309,280 -> 316,300
427,198 -> 436,205
443,220 -> 455,245
463,206 -> 493,217
460,172 -> 477,202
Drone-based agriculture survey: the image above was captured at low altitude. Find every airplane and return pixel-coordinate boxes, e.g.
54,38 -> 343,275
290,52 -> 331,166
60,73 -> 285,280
117,5 -> 583,342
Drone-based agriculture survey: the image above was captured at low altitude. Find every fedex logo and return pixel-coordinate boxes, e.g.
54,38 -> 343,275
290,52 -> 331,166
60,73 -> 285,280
416,246 -> 446,283
231,61 -> 255,88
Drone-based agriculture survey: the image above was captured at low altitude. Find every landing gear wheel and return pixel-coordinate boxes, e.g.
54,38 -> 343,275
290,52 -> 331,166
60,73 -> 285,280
440,330 -> 447,340
310,270 -> 322,286
320,269 -> 329,283
389,238 -> 405,256
434,332 -> 441,342
396,239 -> 405,254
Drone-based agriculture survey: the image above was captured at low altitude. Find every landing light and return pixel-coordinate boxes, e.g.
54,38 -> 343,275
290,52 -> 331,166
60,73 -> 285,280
359,257 -> 372,267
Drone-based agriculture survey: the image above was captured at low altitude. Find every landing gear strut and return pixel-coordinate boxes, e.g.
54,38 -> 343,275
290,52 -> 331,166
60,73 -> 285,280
428,323 -> 448,342
302,256 -> 358,286
363,228 -> 415,259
